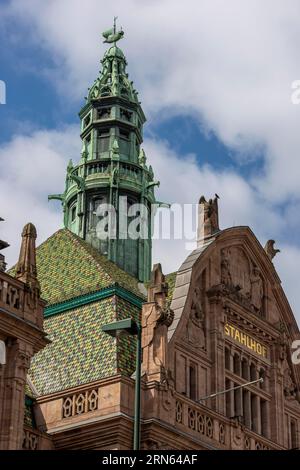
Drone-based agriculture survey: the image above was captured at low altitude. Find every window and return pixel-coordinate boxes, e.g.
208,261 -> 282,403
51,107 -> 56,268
83,114 -> 91,129
250,363 -> 257,381
97,129 -> 110,153
291,419 -> 297,449
260,400 -> 268,438
233,353 -> 240,376
251,394 -> 257,432
225,379 -> 232,418
242,358 -> 249,380
98,107 -> 111,119
189,365 -> 197,400
71,206 -> 76,223
225,347 -> 231,370
89,196 -> 108,229
119,129 -> 130,155
234,382 -> 242,418
120,108 -> 132,122
259,368 -> 265,389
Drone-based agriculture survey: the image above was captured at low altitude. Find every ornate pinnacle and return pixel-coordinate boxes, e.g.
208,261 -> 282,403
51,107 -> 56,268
15,223 -> 40,290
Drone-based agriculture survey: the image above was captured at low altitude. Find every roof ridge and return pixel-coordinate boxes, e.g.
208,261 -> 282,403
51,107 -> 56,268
64,229 -> 114,285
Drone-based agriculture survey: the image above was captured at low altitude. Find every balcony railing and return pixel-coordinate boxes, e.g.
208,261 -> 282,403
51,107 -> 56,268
174,394 -> 280,450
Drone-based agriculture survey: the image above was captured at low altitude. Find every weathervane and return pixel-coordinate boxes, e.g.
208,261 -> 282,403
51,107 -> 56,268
102,16 -> 124,45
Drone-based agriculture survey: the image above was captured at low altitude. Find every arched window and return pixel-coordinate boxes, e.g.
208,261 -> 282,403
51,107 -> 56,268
71,205 -> 77,223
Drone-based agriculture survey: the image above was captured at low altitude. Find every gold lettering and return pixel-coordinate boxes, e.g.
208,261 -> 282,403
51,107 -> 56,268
229,325 -> 235,338
240,332 -> 247,346
235,329 -> 241,342
225,323 -> 268,358
250,338 -> 257,353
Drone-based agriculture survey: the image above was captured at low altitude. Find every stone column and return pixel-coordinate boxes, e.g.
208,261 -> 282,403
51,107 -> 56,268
0,339 -> 32,450
207,286 -> 225,414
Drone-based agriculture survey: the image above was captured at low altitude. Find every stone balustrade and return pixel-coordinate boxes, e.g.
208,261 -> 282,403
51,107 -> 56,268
174,394 -> 280,450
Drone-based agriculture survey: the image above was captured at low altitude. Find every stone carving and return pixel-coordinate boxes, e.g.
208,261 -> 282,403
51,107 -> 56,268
283,364 -> 298,400
231,419 -> 244,450
250,266 -> 264,314
16,350 -> 31,371
186,287 -> 206,350
221,248 -> 232,286
62,388 -> 100,418
23,430 -> 38,450
142,264 -> 174,381
197,194 -> 220,243
276,333 -> 300,403
220,247 -> 265,316
160,368 -> 175,412
221,247 -> 251,295
6,285 -> 20,310
264,239 -> 280,260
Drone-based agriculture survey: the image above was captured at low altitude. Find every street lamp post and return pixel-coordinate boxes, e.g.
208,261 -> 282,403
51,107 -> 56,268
102,318 -> 142,450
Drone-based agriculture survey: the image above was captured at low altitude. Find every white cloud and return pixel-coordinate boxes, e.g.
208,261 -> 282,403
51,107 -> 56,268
5,0 -> 300,202
1,0 -> 300,321
0,125 -> 80,265
0,127 -> 299,322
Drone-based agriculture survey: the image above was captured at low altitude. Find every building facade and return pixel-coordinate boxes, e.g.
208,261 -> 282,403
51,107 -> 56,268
0,221 -> 49,450
1,26 -> 300,450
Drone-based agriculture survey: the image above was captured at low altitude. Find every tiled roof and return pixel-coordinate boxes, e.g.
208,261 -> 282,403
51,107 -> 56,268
9,228 -> 144,305
7,228 -> 145,395
29,296 -> 141,395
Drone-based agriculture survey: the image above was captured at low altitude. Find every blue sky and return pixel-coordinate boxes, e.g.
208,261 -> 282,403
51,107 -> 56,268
0,0 -> 300,320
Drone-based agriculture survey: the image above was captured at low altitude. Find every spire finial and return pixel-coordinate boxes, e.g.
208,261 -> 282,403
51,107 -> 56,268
102,18 -> 124,44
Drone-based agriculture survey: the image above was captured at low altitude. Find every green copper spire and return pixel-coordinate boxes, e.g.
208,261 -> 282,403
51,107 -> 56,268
49,24 -> 159,282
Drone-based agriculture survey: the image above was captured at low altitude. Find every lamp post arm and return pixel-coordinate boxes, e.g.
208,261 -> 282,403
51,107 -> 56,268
198,377 -> 263,404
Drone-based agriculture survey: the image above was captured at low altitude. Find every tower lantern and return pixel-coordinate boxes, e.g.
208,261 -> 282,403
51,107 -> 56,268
49,23 -> 159,282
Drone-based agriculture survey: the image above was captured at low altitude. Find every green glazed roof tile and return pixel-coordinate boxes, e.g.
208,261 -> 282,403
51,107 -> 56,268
9,228 -> 144,305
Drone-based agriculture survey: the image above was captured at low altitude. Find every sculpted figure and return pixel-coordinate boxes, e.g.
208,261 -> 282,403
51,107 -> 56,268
250,266 -> 264,313
221,248 -> 232,286
186,287 -> 206,349
264,239 -> 280,260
